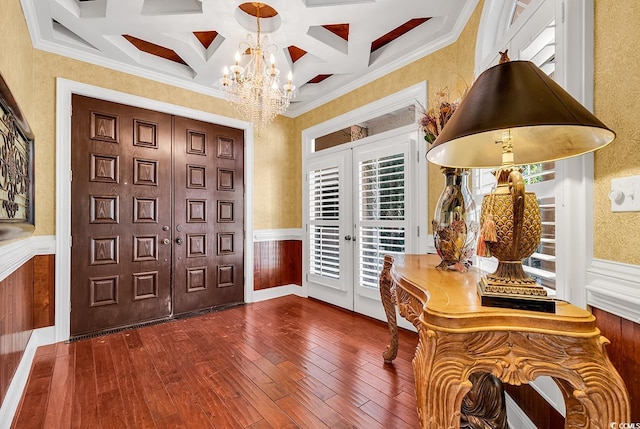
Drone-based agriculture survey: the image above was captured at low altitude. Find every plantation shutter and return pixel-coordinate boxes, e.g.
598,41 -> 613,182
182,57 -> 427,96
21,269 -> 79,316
308,166 -> 342,281
356,149 -> 407,291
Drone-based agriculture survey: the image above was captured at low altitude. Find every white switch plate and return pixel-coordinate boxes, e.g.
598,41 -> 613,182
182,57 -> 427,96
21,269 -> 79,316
610,175 -> 640,212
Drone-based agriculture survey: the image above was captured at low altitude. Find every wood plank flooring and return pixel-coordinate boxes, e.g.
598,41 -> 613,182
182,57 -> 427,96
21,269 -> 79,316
12,295 -> 420,428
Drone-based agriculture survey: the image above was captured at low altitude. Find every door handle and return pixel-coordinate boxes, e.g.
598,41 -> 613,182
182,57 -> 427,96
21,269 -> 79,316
344,235 -> 352,241
176,237 -> 184,245
161,238 -> 171,245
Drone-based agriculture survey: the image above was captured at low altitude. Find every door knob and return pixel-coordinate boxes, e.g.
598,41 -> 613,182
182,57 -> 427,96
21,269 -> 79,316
344,235 -> 352,241
176,237 -> 184,245
161,238 -> 171,245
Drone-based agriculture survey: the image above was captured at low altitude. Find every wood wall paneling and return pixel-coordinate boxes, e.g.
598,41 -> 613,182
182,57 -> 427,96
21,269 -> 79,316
254,240 -> 302,290
0,258 -> 34,406
33,255 -> 55,329
592,307 -> 640,421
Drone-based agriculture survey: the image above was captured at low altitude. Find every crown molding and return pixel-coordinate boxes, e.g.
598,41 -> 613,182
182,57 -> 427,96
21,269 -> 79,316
21,0 -> 479,118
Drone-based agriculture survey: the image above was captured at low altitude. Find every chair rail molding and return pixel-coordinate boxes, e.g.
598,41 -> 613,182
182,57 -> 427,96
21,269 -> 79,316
253,228 -> 303,242
0,235 -> 55,282
586,258 -> 640,323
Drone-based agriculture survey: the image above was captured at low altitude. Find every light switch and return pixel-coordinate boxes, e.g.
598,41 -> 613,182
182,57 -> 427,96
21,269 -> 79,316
610,175 -> 640,212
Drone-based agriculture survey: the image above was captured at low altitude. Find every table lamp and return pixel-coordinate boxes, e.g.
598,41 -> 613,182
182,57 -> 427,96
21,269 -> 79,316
426,52 -> 615,312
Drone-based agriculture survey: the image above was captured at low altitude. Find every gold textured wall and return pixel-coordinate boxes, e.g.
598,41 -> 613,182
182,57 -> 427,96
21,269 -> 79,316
6,0 -> 638,266
0,1 -> 33,119
593,2 -> 640,264
294,3 -> 482,230
30,48 -> 297,231
0,0 -> 297,235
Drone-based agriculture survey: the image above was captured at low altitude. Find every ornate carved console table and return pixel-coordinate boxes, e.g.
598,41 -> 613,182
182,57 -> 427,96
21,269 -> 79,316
380,254 -> 630,429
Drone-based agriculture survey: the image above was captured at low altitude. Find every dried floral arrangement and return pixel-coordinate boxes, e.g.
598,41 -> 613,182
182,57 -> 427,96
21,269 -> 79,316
417,87 -> 466,145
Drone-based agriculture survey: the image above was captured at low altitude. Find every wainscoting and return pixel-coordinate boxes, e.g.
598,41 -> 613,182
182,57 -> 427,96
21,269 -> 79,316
0,236 -> 56,427
592,307 -> 640,422
253,240 -> 302,291
0,258 -> 33,407
253,229 -> 303,293
0,253 -> 55,408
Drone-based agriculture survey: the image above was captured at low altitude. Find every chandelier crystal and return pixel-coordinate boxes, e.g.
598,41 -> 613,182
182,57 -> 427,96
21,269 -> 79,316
219,4 -> 295,129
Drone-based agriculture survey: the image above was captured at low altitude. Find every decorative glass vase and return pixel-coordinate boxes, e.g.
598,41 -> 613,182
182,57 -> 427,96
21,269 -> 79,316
432,167 -> 478,272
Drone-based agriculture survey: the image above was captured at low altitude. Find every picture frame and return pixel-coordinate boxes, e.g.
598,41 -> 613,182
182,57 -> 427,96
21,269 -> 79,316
0,72 -> 35,240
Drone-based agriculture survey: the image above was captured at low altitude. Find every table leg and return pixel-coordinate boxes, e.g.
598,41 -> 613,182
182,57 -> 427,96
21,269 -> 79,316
379,255 -> 398,363
549,336 -> 630,429
415,329 -> 629,429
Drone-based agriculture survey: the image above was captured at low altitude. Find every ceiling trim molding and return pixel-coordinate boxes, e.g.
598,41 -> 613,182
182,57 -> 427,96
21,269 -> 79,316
286,0 -> 480,117
20,0 -> 479,118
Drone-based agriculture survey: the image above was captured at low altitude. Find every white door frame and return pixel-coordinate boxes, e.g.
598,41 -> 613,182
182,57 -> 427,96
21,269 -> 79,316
301,82 -> 428,330
55,78 -> 254,342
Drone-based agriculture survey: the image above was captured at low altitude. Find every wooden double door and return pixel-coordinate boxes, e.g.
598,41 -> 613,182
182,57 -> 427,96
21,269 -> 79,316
70,95 -> 244,337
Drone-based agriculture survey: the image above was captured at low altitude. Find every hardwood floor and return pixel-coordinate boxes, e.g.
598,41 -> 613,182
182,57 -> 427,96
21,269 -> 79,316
12,295 -> 420,428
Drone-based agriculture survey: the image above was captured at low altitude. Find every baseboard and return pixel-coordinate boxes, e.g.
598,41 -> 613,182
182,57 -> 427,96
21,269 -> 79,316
505,393 -> 537,429
0,326 -> 56,429
0,235 -> 55,282
251,284 -> 306,302
586,258 -> 640,323
253,228 -> 304,242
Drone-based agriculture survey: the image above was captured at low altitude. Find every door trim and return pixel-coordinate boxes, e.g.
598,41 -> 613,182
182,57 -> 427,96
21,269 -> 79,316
55,78 -> 254,342
301,82 -> 428,306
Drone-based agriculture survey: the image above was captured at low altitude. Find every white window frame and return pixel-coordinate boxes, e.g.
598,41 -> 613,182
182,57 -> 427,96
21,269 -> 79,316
301,82 -> 429,303
475,0 -> 595,418
476,0 -> 595,308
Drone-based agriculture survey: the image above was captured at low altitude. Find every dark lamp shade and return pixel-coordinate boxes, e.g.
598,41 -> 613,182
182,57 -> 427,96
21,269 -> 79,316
426,60 -> 615,168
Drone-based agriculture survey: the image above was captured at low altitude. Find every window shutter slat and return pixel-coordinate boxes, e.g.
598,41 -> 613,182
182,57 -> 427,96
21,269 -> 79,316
358,153 -> 406,290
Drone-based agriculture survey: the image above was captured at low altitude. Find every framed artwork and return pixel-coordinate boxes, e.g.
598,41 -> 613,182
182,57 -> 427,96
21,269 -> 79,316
0,72 -> 34,240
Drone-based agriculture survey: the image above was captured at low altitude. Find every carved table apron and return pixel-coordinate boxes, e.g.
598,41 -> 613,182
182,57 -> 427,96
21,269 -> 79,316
379,254 -> 630,429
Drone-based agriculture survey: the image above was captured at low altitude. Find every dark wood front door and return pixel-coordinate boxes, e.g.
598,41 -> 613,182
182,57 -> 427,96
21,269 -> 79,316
70,95 -> 244,336
172,116 -> 244,315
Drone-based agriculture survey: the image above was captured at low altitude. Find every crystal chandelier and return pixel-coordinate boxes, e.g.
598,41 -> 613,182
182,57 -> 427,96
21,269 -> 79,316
219,3 -> 295,129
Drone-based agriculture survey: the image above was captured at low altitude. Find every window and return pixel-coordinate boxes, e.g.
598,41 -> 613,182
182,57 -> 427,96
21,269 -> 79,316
358,153 -> 406,289
308,166 -> 341,280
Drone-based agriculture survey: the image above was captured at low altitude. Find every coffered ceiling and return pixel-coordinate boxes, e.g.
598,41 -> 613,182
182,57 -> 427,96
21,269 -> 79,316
20,0 -> 478,116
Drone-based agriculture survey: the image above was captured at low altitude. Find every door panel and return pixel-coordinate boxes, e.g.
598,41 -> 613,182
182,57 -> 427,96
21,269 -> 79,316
353,138 -> 410,319
172,116 -> 244,314
71,96 -> 245,336
305,131 -> 415,319
71,95 -> 172,336
306,149 -> 354,310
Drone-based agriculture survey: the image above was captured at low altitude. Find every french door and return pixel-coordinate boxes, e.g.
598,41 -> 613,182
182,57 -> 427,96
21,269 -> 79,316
306,130 -> 419,321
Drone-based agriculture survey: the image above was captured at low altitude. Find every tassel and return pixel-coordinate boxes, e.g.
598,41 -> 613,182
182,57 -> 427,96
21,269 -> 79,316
476,233 -> 487,257
481,214 -> 497,243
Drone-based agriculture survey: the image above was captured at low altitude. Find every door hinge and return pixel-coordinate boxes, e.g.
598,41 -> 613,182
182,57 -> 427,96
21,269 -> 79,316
417,226 -> 420,237
417,150 -> 420,163
69,170 -> 73,182
305,273 -> 309,282
561,1 -> 565,23
69,235 -> 73,247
